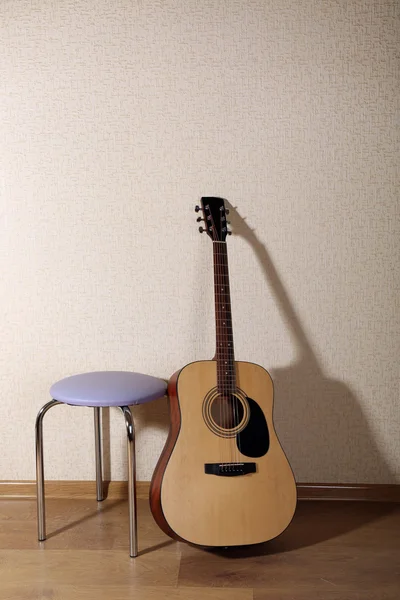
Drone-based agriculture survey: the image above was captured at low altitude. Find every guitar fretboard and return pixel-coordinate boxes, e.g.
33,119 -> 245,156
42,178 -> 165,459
213,241 -> 236,393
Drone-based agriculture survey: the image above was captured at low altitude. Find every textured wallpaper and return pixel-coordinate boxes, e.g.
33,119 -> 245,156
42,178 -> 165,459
0,0 -> 398,484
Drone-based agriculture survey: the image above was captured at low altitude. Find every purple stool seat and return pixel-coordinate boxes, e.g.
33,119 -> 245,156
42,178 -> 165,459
50,371 -> 167,407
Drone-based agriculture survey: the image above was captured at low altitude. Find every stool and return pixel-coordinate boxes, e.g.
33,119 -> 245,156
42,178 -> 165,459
35,371 -> 167,557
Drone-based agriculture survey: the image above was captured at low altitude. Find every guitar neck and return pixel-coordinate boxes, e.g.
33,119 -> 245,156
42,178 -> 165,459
213,241 -> 236,392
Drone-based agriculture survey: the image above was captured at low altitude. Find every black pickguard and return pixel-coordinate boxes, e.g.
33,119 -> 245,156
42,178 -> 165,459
236,397 -> 270,458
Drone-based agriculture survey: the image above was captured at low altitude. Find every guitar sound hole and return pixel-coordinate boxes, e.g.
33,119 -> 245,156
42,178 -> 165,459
210,394 -> 244,430
203,387 -> 250,438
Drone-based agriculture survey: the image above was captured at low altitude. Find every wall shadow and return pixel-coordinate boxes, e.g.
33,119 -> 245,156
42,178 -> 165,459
224,200 -> 394,487
208,199 -> 395,553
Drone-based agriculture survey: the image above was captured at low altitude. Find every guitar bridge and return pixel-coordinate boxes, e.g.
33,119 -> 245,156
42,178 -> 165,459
204,462 -> 256,477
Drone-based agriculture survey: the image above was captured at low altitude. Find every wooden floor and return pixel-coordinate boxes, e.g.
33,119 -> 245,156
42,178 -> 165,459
0,498 -> 399,599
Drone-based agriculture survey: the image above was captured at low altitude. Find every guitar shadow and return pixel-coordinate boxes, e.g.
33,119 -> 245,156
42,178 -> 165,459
203,199 -> 395,555
202,500 -> 397,558
224,201 -> 394,483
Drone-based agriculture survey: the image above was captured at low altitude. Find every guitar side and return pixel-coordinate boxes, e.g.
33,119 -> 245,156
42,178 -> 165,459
150,360 -> 297,547
149,368 -> 184,542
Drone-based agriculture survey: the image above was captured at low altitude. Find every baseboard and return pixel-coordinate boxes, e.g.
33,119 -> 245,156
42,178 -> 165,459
296,483 -> 400,502
0,481 -> 399,502
0,480 -> 149,500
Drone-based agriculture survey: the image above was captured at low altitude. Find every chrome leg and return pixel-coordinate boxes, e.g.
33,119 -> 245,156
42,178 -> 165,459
94,407 -> 104,501
35,399 -> 62,541
120,406 -> 138,557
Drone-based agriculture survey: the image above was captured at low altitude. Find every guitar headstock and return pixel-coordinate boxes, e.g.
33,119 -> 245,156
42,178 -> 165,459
195,197 -> 231,242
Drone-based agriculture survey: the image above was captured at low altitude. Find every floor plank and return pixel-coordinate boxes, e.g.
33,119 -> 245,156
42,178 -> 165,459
0,498 -> 398,600
1,583 -> 253,600
0,548 -> 179,587
253,588 -> 398,600
0,498 -> 174,553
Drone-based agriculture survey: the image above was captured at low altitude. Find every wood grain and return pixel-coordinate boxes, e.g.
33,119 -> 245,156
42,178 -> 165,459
1,583 -> 253,600
297,483 -> 400,502
253,589 -> 399,600
178,501 -> 400,594
0,498 -> 399,600
0,549 -> 178,587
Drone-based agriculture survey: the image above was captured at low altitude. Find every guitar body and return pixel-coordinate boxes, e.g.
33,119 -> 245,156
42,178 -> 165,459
150,359 -> 297,547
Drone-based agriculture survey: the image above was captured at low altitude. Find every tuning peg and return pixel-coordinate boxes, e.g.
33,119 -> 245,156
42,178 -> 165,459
196,217 -> 204,222
225,209 -> 230,215
227,230 -> 232,235
199,226 -> 206,233
195,205 -> 201,212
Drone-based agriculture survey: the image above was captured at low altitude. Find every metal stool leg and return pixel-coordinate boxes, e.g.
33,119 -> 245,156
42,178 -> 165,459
94,407 -> 104,501
35,399 -> 62,541
120,406 -> 138,557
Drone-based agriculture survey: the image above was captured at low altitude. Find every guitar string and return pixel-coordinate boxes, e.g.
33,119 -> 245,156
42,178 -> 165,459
221,241 -> 233,467
211,208 -> 244,469
217,230 -> 239,468
217,225 -> 231,466
210,210 -> 226,466
221,240 -> 238,467
220,235 -> 230,466
220,237 -> 230,466
224,225 -> 242,466
222,243 -> 233,467
216,235 -> 225,466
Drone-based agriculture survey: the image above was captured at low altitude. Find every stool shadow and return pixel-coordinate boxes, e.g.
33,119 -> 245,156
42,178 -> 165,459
99,398 -> 169,499
45,498 -> 125,539
139,539 -> 175,556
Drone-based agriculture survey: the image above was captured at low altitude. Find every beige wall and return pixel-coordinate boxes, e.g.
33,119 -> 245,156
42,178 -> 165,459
0,0 -> 398,484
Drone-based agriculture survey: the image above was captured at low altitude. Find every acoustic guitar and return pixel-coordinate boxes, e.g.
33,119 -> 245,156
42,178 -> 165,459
150,197 -> 297,547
